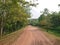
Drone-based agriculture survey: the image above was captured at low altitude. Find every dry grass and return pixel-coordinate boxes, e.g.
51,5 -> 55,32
0,28 -> 24,45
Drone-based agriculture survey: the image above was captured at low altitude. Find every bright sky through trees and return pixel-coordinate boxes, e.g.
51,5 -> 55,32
26,0 -> 60,19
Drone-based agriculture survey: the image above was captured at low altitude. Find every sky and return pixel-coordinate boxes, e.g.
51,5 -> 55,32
26,0 -> 60,19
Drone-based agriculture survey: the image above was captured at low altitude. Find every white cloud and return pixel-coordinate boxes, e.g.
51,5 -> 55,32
37,0 -> 60,11
27,0 -> 60,19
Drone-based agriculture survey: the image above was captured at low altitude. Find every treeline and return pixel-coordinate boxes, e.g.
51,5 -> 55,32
30,8 -> 60,34
0,0 -> 31,36
38,8 -> 60,33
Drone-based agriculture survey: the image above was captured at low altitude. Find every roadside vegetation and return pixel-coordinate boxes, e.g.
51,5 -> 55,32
0,0 -> 39,43
0,0 -> 60,44
0,0 -> 38,37
30,8 -> 60,37
0,0 -> 31,36
38,8 -> 60,37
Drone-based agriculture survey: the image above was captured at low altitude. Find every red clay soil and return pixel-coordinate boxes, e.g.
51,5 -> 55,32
11,25 -> 55,45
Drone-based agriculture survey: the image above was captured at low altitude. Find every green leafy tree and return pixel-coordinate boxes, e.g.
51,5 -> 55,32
38,8 -> 52,32
0,0 -> 32,36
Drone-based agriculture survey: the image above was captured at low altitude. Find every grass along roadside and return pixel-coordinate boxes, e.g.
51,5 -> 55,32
43,31 -> 60,45
40,28 -> 60,45
40,28 -> 60,38
0,27 -> 24,45
48,30 -> 60,37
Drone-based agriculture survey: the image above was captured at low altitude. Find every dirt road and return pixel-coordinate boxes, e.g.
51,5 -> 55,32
12,25 -> 54,45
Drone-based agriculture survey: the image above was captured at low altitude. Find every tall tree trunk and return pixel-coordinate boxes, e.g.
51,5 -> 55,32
0,0 -> 6,36
1,17 -> 4,36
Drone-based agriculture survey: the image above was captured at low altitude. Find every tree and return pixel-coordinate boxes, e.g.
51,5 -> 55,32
0,0 -> 31,36
50,12 -> 60,27
38,8 -> 52,32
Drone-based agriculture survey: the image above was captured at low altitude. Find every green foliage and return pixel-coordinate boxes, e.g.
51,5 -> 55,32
28,19 -> 39,26
50,13 -> 60,27
0,0 -> 31,36
38,14 -> 46,21
38,8 -> 60,34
